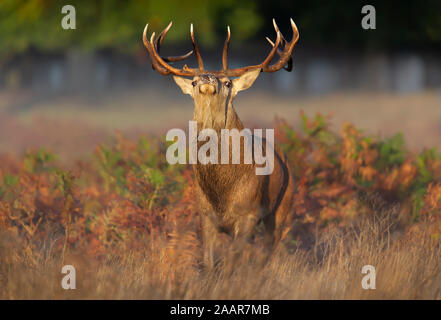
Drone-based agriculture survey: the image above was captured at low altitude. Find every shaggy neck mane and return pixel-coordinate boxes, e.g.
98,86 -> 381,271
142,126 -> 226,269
191,98 -> 253,212
192,94 -> 243,132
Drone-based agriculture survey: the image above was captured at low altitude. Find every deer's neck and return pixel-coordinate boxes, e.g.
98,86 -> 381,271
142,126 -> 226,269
192,98 -> 251,207
193,96 -> 243,132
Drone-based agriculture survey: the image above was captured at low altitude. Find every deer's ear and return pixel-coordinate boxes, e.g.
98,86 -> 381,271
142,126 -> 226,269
173,76 -> 194,96
232,68 -> 262,95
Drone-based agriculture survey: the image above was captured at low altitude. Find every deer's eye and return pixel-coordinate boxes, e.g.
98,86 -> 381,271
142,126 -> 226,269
224,81 -> 232,88
192,81 -> 197,87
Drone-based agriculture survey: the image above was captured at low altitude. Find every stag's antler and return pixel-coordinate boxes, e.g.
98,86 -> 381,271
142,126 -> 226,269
143,22 -> 197,76
142,18 -> 299,77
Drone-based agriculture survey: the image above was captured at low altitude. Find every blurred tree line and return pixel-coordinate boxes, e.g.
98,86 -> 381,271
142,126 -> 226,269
0,0 -> 440,61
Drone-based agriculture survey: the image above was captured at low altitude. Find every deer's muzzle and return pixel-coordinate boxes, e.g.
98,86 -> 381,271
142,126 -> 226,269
199,84 -> 216,95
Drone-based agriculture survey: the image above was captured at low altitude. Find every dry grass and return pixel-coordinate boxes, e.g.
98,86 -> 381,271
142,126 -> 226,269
2,213 -> 440,300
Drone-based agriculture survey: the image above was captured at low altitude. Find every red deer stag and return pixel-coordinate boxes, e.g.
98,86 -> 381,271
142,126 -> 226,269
143,19 -> 299,267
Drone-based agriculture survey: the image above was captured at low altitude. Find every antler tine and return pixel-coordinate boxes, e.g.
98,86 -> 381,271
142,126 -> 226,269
272,18 -> 280,36
162,51 -> 194,63
263,17 -> 299,73
190,24 -> 204,70
143,24 -> 171,75
265,36 -> 292,71
265,37 -> 282,55
259,30 -> 281,66
156,22 -> 194,62
224,28 -> 281,77
271,18 -> 287,45
222,26 -> 231,71
142,23 -> 197,77
156,21 -> 172,52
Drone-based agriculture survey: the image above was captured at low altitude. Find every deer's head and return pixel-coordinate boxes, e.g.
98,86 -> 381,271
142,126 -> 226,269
143,19 -> 299,128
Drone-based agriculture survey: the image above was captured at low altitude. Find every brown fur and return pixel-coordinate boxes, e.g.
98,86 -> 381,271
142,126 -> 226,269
173,70 -> 295,267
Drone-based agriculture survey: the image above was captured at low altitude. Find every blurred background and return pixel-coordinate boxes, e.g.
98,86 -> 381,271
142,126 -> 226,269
0,0 -> 440,162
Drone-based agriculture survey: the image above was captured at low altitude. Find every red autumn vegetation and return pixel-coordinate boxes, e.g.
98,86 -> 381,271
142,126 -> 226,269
1,113 -> 441,299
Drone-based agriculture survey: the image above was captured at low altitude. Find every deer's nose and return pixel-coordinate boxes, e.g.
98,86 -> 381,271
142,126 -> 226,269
199,84 -> 216,95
